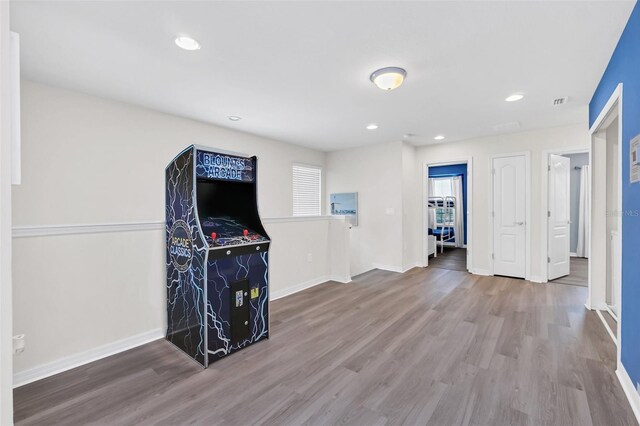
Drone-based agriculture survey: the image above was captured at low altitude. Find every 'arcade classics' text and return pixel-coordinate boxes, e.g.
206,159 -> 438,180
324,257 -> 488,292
170,236 -> 192,258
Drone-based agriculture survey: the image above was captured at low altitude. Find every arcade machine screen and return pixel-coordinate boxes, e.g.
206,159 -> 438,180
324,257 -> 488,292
196,179 -> 269,247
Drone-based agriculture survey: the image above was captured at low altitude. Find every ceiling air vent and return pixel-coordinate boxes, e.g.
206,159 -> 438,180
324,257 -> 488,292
553,97 -> 569,106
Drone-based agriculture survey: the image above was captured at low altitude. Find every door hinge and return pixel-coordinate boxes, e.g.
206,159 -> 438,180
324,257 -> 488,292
492,253 -> 494,260
548,165 -> 551,171
547,256 -> 551,263
491,211 -> 495,218
548,211 -> 551,218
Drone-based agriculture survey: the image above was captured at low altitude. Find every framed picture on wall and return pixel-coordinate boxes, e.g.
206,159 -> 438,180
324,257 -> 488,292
330,192 -> 358,226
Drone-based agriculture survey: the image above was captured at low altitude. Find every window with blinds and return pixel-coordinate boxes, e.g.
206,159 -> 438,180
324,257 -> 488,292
292,164 -> 322,216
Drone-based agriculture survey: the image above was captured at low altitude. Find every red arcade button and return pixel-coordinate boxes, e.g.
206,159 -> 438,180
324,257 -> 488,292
243,229 -> 249,237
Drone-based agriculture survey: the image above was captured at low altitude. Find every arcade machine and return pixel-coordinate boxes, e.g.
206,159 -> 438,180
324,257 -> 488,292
165,145 -> 270,367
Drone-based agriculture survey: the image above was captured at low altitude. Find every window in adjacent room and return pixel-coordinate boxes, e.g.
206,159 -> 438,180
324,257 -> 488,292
431,177 -> 454,197
292,163 -> 322,216
430,177 -> 455,223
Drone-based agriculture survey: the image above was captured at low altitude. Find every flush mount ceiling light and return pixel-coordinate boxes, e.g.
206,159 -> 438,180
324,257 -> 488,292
174,35 -> 201,51
228,116 -> 242,121
434,135 -> 445,141
505,93 -> 524,102
370,67 -> 407,91
366,123 -> 379,130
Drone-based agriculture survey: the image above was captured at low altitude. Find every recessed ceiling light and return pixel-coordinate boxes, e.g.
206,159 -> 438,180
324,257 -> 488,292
174,35 -> 201,51
366,123 -> 379,130
434,135 -> 445,140
370,67 -> 407,91
228,116 -> 242,121
505,93 -> 524,102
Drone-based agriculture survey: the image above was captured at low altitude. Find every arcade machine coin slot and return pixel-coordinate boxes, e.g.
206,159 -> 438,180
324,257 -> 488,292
230,279 -> 251,343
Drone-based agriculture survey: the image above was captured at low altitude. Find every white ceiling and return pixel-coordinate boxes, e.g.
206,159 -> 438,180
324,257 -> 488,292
10,1 -> 636,151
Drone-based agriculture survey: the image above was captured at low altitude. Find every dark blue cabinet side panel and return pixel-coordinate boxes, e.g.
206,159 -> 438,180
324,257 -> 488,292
166,148 -> 207,366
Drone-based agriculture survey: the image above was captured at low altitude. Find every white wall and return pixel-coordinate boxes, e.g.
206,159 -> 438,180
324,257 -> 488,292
591,128 -> 608,308
14,82 -> 325,224
402,142 -> 421,270
0,1 -> 14,422
326,141 -> 404,276
605,116 -> 619,307
265,216 -> 351,300
415,123 -> 589,279
12,81 -> 349,383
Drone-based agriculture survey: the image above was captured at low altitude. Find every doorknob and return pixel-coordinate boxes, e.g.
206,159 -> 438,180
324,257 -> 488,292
515,221 -> 525,226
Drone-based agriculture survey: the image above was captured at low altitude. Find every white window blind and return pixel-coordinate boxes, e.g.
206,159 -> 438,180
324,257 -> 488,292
292,164 -> 322,216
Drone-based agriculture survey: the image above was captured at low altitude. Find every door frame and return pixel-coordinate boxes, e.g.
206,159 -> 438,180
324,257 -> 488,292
422,157 -> 474,272
541,147 -> 590,283
587,83 -> 623,358
489,151 -> 531,280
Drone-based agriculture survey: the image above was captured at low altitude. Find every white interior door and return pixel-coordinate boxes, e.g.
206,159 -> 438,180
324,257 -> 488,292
492,155 -> 526,278
548,154 -> 571,280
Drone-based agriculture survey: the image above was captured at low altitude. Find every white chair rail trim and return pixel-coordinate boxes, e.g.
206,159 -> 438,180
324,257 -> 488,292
12,216 -> 346,238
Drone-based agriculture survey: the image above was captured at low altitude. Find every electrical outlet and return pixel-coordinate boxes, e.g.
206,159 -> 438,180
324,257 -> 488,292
307,253 -> 313,262
13,334 -> 25,354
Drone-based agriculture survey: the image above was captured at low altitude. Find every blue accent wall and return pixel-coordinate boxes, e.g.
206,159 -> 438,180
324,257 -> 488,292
429,164 -> 468,245
589,3 -> 640,387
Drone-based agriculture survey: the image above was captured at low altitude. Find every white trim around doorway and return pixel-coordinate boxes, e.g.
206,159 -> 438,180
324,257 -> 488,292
587,83 -> 623,367
422,158 -> 474,273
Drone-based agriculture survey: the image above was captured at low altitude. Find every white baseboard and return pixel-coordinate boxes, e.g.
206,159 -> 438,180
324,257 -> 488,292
13,328 -> 164,388
402,262 -> 422,273
371,263 -> 405,273
529,275 -> 545,283
270,274 -> 349,300
381,263 -> 424,274
596,310 -> 618,345
617,364 -> 640,424
570,252 -> 578,257
330,275 -> 352,284
470,268 -> 492,276
589,302 -> 608,311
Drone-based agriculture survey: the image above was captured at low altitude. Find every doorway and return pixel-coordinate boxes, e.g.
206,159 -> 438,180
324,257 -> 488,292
545,150 -> 590,288
423,159 -> 473,272
588,84 -> 622,347
490,153 -> 529,279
